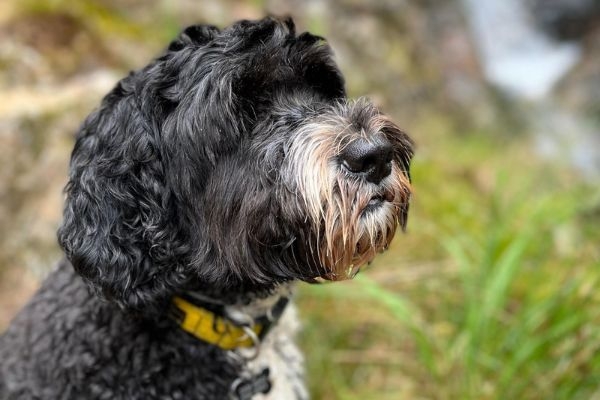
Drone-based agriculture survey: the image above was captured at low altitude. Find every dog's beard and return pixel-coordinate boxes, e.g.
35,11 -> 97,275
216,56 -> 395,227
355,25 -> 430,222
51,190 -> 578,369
284,101 -> 411,280
318,164 -> 410,279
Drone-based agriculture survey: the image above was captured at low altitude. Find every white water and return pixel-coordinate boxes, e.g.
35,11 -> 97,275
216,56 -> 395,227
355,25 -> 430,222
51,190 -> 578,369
462,0 -> 599,178
462,0 -> 581,99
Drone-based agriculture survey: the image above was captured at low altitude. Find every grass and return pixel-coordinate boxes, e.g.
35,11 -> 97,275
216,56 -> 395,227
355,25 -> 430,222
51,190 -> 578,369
298,113 -> 600,399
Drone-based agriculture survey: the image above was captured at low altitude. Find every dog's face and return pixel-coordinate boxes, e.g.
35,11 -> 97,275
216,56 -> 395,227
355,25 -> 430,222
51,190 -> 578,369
58,18 -> 413,312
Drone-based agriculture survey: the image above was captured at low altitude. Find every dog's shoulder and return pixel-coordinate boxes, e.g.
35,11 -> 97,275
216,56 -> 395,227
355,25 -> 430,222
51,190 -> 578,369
0,260 -> 239,399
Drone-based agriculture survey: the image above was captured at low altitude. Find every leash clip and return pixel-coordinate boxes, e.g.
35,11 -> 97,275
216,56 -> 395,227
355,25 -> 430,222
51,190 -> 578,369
230,367 -> 271,400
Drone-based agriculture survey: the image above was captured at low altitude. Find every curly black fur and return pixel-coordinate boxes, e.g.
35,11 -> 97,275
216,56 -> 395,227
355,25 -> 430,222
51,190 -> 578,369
0,16 -> 413,399
1,260 -> 240,399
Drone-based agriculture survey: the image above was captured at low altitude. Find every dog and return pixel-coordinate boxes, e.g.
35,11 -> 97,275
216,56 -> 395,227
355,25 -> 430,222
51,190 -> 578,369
0,17 -> 413,399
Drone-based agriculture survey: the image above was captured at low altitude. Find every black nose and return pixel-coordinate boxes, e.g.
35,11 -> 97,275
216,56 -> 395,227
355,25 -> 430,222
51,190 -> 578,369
340,136 -> 393,184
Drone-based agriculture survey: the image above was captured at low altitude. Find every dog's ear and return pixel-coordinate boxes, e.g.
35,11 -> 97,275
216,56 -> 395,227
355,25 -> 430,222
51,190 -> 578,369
58,77 -> 191,314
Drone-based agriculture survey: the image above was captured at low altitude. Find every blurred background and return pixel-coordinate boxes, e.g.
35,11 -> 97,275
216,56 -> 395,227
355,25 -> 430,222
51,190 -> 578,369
1,0 -> 599,398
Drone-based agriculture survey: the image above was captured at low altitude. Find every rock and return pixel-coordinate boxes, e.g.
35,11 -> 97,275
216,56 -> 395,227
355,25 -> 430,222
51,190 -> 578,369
528,0 -> 600,41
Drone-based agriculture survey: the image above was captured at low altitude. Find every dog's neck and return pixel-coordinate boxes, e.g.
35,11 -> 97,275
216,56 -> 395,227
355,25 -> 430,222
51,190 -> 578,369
223,283 -> 294,320
182,282 -> 294,321
170,283 -> 295,350
188,278 -> 293,305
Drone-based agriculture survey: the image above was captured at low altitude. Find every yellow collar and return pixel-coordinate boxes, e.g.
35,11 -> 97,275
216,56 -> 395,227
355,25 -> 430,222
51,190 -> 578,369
172,296 -> 264,350
172,294 -> 291,351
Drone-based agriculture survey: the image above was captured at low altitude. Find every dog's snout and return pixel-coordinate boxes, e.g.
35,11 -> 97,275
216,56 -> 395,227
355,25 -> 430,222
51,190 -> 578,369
340,136 -> 393,184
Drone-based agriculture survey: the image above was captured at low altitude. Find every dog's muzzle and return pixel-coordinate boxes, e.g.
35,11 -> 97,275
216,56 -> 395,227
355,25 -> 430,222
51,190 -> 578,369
282,99 -> 412,281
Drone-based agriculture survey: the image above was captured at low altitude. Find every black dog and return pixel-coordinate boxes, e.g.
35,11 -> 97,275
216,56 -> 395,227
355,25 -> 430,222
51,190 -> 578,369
0,17 -> 413,399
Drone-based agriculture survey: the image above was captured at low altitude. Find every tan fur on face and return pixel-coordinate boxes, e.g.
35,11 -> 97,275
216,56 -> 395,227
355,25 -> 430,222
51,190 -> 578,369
284,100 -> 412,280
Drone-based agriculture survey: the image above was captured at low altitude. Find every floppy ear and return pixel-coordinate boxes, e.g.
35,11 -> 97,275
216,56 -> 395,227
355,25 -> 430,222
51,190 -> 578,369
57,76 -> 191,314
58,24 -> 241,313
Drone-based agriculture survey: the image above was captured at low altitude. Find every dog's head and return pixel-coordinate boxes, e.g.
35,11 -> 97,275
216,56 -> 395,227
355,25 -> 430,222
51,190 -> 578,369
58,17 -> 413,312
